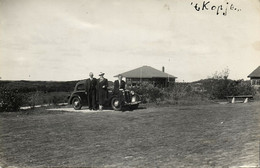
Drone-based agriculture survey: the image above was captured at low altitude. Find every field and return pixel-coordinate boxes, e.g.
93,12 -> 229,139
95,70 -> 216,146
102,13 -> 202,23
0,102 -> 259,168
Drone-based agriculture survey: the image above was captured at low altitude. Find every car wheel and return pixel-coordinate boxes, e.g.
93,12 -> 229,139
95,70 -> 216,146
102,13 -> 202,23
111,97 -> 122,111
72,97 -> 82,110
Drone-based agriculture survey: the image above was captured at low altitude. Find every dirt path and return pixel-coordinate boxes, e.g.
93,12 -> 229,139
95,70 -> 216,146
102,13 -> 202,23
47,107 -> 115,113
0,102 -> 259,167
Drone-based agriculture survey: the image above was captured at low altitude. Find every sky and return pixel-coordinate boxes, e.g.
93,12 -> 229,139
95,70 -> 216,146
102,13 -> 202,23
0,0 -> 260,82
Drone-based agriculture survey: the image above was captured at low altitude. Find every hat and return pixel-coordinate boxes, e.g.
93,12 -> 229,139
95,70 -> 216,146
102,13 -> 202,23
99,72 -> 105,76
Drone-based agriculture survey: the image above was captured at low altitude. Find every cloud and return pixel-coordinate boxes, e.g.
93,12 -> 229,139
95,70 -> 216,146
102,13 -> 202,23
0,0 -> 260,81
252,41 -> 260,51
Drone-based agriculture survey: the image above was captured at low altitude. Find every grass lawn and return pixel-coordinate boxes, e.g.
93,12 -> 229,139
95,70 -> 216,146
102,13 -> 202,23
0,102 -> 259,167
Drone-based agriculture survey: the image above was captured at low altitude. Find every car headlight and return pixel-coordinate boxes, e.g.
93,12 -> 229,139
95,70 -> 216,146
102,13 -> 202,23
131,96 -> 136,103
130,90 -> 135,95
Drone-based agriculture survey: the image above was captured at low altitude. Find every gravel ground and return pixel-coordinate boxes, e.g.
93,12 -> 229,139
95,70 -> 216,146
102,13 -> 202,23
0,102 -> 259,168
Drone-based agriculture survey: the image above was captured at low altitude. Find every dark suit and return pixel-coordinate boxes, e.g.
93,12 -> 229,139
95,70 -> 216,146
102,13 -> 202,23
85,78 -> 97,109
114,80 -> 126,94
114,80 -> 126,104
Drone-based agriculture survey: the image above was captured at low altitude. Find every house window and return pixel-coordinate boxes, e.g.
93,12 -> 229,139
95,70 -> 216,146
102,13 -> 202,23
252,79 -> 260,85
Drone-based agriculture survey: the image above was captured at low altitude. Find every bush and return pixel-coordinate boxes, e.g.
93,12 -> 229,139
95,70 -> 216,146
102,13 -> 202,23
0,83 -> 70,111
129,78 -> 256,105
161,83 -> 210,105
235,80 -> 256,95
0,88 -> 24,112
25,92 -> 69,107
130,82 -> 209,105
43,92 -> 69,105
130,82 -> 163,103
202,78 -> 230,99
27,91 -> 42,109
200,68 -> 255,99
0,90 -> 70,111
202,79 -> 255,99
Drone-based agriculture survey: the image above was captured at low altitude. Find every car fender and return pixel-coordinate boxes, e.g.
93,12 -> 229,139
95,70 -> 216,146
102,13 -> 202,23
68,94 -> 82,104
107,94 -> 117,103
133,94 -> 141,102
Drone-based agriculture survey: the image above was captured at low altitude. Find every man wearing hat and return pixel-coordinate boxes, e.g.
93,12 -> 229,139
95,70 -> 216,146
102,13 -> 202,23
85,72 -> 97,110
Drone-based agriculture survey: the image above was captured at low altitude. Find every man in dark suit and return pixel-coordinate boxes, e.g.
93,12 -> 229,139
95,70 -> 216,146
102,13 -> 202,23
85,72 -> 97,110
114,74 -> 126,94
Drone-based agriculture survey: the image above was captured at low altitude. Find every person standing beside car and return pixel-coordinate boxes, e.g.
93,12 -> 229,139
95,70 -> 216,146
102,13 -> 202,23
113,74 -> 126,94
113,74 -> 126,104
85,72 -> 97,110
97,72 -> 108,111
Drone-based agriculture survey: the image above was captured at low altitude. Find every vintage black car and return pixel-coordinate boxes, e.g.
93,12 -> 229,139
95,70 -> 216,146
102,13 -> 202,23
68,80 -> 140,111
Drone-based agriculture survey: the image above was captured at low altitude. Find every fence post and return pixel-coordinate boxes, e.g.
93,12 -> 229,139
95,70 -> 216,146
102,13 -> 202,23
243,98 -> 248,103
231,97 -> 235,103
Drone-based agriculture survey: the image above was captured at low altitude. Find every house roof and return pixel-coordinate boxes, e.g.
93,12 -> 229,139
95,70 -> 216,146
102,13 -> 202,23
114,65 -> 177,79
248,66 -> 260,78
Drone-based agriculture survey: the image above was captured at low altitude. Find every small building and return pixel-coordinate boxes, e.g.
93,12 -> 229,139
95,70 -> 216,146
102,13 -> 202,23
248,66 -> 260,86
114,65 -> 177,87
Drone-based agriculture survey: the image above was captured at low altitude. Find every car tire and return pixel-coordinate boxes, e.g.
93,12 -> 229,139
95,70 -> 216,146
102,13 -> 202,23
72,97 -> 82,110
111,97 -> 122,111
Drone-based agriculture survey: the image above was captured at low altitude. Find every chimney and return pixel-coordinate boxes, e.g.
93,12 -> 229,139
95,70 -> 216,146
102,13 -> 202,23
162,66 -> 165,72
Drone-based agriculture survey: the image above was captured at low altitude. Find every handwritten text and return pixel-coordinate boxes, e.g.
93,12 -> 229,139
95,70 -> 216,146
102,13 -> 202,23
191,1 -> 241,16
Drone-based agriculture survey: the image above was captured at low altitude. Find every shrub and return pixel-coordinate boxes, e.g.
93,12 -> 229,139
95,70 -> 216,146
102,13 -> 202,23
202,79 -> 255,99
130,82 -> 163,103
202,78 -> 230,99
27,91 -> 42,109
161,83 -> 210,105
0,84 -> 70,111
0,88 -> 24,112
235,80 -> 256,95
26,92 -> 69,106
130,82 -> 209,105
201,68 -> 255,99
40,92 -> 69,105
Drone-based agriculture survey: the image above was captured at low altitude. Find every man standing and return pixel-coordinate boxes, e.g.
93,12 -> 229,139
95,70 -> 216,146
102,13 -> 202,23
85,72 -> 97,110
114,74 -> 126,94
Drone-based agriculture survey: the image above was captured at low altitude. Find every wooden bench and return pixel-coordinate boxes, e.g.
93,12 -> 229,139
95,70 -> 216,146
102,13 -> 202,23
226,95 -> 253,103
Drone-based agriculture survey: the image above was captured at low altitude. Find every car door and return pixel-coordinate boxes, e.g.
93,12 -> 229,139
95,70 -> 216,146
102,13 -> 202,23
75,83 -> 88,105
